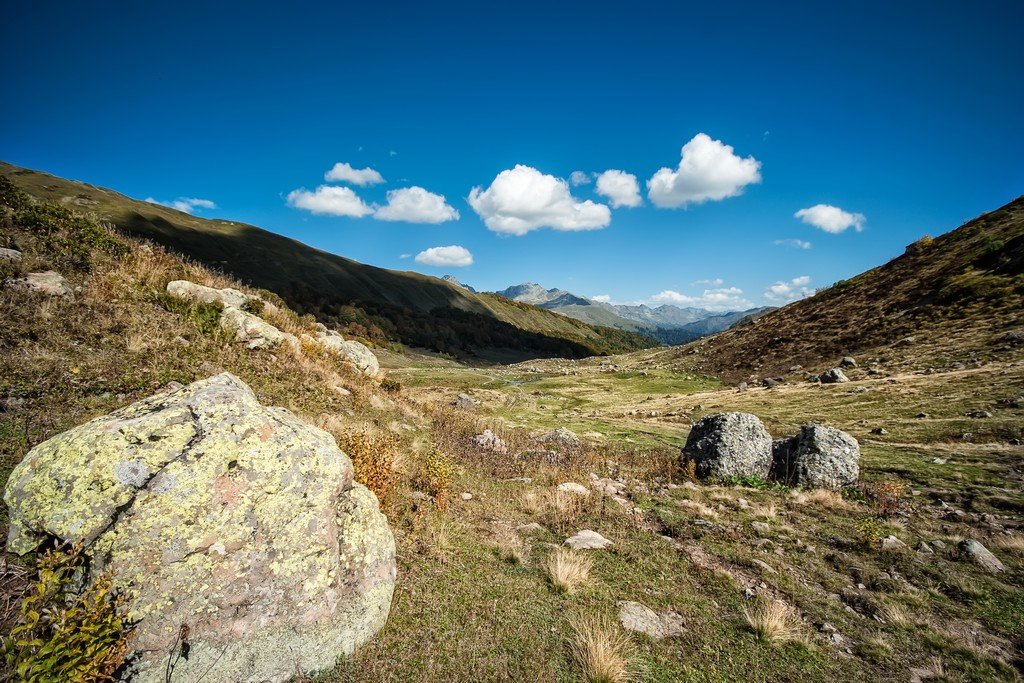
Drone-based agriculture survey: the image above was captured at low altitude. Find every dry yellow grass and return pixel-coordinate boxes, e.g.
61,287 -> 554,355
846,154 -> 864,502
992,535 -> 1024,555
752,503 -> 778,520
676,499 -> 719,519
493,526 -> 529,565
743,599 -> 800,643
546,548 -> 593,593
879,602 -> 912,627
569,613 -> 637,683
791,489 -> 847,508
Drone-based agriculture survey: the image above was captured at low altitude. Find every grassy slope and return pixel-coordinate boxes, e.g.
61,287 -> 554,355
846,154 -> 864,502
0,161 -> 655,359
648,197 -> 1024,383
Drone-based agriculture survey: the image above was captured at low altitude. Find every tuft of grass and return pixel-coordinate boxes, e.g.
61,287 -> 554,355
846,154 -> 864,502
546,548 -> 593,594
879,602 -> 912,628
493,527 -> 529,565
743,599 -> 800,643
569,613 -> 637,683
992,535 -> 1024,555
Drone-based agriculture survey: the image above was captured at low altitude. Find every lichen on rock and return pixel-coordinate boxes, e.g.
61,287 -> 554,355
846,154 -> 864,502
4,373 -> 396,683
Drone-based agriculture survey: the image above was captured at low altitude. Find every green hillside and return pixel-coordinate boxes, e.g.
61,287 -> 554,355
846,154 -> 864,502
0,162 -> 655,360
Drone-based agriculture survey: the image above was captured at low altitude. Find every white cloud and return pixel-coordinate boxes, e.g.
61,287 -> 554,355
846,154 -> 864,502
399,253 -> 411,259
468,164 -> 611,235
591,294 -> 612,303
774,238 -> 812,250
595,170 -> 642,208
144,197 -> 217,214
794,204 -> 865,233
415,245 -> 474,267
374,186 -> 460,224
570,171 -> 592,186
651,286 -> 754,311
324,162 -> 385,186
286,185 -> 374,217
647,133 -> 762,208
692,278 -> 724,287
764,275 -> 815,303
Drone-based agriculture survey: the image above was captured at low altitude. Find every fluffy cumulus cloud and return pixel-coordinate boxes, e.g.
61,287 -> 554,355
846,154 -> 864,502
374,186 -> 460,224
651,286 -> 754,311
145,197 -> 217,214
595,170 -> 642,208
468,164 -> 611,235
570,171 -> 592,186
591,294 -> 612,303
286,186 -> 374,217
324,162 -> 385,186
774,238 -> 812,250
647,133 -> 762,208
764,275 -> 814,303
794,204 -> 865,233
414,245 -> 474,267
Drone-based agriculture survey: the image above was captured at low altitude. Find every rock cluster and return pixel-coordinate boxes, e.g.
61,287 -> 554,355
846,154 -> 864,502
3,270 -> 74,298
683,412 -> 859,489
4,373 -> 396,683
166,281 -> 380,377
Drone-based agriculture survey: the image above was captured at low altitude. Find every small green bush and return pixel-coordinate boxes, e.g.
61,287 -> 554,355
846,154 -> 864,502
2,549 -> 133,682
157,292 -> 223,335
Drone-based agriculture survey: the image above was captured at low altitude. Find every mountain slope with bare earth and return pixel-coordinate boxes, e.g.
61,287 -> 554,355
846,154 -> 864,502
0,162 -> 655,360
648,196 -> 1024,383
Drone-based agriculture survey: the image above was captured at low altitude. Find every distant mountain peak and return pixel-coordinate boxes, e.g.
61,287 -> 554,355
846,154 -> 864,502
441,275 -> 475,292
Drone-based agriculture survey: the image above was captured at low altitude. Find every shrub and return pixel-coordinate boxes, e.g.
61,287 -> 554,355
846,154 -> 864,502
380,378 -> 402,393
420,449 -> 456,511
862,479 -> 907,516
855,517 -> 886,549
335,428 -> 398,505
156,293 -> 223,336
2,548 -> 132,682
493,527 -> 529,566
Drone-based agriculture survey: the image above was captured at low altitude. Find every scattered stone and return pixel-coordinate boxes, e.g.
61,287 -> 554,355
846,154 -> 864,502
617,601 -> 685,639
454,393 -> 479,410
460,492 -> 473,501
0,247 -> 23,261
556,482 -> 590,497
772,425 -> 860,490
220,306 -> 298,350
4,271 -> 74,298
173,335 -> 190,346
966,410 -> 992,419
752,559 -> 776,574
915,412 -> 929,418
3,373 -> 396,683
333,386 -> 352,397
166,279 -> 251,309
736,498 -> 750,510
762,377 -> 783,388
540,427 -> 581,449
916,541 -> 934,554
564,530 -> 613,550
819,368 -> 850,384
958,539 -> 1005,573
472,429 -> 508,454
682,412 -> 773,481
840,356 -> 858,368
750,521 -> 770,535
881,535 -> 908,551
927,457 -> 948,465
516,522 -> 545,535
997,396 -> 1024,409
930,540 -> 946,550
1002,330 -> 1024,346
871,427 -> 887,435
737,382 -> 748,392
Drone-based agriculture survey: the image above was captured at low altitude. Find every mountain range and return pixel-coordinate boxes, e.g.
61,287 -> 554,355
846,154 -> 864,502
490,282 -> 773,345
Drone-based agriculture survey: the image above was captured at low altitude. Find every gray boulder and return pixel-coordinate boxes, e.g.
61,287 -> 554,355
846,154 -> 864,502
819,368 -> 850,384
4,270 -> 73,298
220,306 -> 298,350
682,412 -> 773,481
540,426 -> 581,449
3,373 -> 395,683
564,529 -> 613,550
0,247 -> 22,262
339,339 -> 380,377
454,393 -> 478,410
840,356 -> 858,368
772,425 -> 860,489
958,539 -> 1005,573
166,279 -> 252,309
617,601 -> 685,639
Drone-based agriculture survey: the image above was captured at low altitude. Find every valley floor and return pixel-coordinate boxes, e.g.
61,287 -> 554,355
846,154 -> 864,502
333,349 -> 1024,682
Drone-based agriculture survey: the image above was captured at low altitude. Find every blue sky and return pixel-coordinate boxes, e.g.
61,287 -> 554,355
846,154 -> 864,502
2,1 -> 1022,310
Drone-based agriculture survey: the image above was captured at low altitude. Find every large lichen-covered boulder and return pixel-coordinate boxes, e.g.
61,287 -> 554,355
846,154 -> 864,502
338,339 -> 380,377
4,373 -> 396,683
682,412 -> 773,481
772,424 -> 859,489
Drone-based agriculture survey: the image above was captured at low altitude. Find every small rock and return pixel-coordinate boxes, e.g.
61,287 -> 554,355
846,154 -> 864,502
819,368 -> 850,384
617,601 -> 685,639
871,427 -> 888,435
564,530 -> 613,550
915,542 -> 934,554
0,247 -> 23,261
460,492 -> 473,501
929,540 -> 946,550
516,522 -> 545,535
750,521 -> 770,535
472,429 -> 508,454
958,539 -> 1005,573
4,271 -> 74,298
881,535 -> 908,551
915,412 -> 929,419
556,482 -> 590,497
333,386 -> 352,397
840,356 -> 858,368
966,410 -> 992,419
752,559 -> 776,574
454,393 -> 479,410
